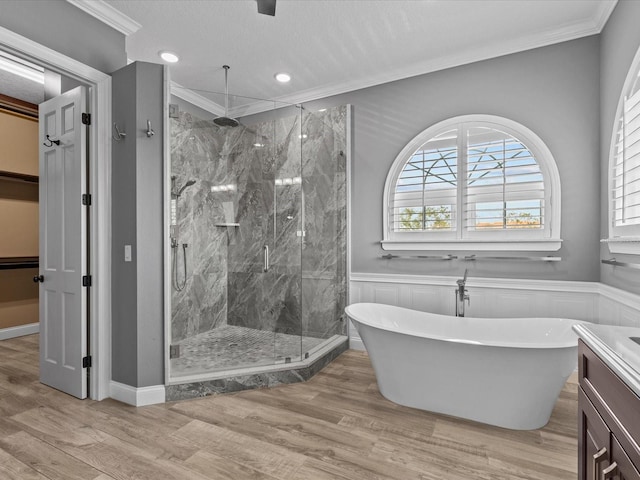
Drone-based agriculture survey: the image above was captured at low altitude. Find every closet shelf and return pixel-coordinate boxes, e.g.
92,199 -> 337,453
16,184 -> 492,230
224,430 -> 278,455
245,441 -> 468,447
0,170 -> 38,184
0,257 -> 39,270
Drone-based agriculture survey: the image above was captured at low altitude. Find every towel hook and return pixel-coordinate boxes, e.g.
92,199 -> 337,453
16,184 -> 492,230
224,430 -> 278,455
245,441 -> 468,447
43,134 -> 60,147
146,120 -> 155,137
113,122 -> 127,141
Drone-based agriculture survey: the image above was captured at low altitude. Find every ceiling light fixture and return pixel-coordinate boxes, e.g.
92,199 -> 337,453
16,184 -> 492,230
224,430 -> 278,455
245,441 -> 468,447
0,52 -> 44,84
159,51 -> 180,63
275,72 -> 291,83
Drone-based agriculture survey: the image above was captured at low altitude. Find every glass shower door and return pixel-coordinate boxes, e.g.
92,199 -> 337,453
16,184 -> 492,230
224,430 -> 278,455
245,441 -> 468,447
224,107 -> 303,369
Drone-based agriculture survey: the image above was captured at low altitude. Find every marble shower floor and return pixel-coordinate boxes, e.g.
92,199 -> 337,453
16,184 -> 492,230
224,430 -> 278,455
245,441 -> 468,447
170,325 -> 326,378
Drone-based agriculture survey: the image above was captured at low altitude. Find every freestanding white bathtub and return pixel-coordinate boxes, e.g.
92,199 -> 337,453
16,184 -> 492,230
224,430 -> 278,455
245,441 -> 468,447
345,302 -> 584,430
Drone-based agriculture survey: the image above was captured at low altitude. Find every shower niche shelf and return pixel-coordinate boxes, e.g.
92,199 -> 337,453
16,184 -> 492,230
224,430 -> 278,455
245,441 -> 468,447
215,223 -> 240,227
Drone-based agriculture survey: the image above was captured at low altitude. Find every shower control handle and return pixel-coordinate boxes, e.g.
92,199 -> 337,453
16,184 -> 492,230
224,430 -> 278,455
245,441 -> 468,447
263,245 -> 269,272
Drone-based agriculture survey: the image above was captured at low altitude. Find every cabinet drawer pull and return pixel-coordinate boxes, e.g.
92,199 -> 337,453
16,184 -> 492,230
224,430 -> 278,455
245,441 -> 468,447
593,448 -> 607,480
602,462 -> 617,479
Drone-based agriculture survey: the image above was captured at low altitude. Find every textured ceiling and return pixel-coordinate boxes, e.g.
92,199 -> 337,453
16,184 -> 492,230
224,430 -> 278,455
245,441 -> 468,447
0,69 -> 44,105
2,0 -> 618,113
103,0 -> 616,115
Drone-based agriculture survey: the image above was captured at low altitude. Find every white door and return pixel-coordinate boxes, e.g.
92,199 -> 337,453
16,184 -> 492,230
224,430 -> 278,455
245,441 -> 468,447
37,86 -> 88,399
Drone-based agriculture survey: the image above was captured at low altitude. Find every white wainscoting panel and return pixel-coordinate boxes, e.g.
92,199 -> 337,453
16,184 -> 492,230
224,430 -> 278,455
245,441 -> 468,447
372,286 -> 400,306
549,293 -> 598,322
409,286 -> 451,315
348,273 -> 640,350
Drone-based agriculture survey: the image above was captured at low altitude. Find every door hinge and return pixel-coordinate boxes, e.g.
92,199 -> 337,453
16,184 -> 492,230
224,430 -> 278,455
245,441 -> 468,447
82,193 -> 91,206
82,356 -> 92,368
82,113 -> 91,125
82,275 -> 92,287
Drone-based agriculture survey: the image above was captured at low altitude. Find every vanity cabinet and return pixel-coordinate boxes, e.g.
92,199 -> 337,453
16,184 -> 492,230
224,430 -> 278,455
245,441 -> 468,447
578,340 -> 640,480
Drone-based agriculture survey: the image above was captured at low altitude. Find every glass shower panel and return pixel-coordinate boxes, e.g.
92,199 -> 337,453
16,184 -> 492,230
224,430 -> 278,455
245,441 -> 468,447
271,107 -> 304,364
301,106 -> 349,345
222,117 -> 280,371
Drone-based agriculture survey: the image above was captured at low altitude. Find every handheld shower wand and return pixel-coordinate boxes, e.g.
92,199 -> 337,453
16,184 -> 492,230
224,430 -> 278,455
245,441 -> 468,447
170,177 -> 196,291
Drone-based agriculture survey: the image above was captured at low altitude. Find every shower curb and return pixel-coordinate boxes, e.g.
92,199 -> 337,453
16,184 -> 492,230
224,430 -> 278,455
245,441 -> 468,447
164,338 -> 349,401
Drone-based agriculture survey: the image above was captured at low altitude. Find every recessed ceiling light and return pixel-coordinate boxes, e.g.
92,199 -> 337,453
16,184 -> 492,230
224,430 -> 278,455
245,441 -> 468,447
275,72 -> 291,83
159,51 -> 180,63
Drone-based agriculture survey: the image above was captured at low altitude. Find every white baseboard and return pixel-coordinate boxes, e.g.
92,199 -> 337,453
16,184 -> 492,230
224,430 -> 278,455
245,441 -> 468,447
110,381 -> 165,406
349,338 -> 366,351
0,323 -> 39,340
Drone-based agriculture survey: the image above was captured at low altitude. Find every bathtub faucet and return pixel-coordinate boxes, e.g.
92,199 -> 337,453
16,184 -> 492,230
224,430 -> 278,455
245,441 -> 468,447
455,269 -> 470,317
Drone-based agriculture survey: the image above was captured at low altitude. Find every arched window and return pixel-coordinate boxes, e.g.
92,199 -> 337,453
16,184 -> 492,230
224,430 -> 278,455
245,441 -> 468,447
382,115 -> 561,251
607,45 -> 640,254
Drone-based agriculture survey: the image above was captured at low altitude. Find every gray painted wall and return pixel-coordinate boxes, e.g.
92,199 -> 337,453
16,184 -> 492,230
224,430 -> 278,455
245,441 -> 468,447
111,64 -> 138,387
112,62 -> 165,388
301,36 -> 601,281
599,0 -> 640,294
0,0 -> 126,73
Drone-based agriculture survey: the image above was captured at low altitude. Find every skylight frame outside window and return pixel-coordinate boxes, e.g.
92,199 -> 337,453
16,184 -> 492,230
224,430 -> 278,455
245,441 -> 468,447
382,115 -> 562,251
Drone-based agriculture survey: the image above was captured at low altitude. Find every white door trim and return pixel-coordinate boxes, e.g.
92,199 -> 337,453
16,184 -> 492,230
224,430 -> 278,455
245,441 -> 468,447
0,26 -> 112,400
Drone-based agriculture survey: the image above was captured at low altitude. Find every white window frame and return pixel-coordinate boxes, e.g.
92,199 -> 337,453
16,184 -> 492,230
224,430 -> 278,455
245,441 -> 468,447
382,114 -> 562,251
605,44 -> 640,254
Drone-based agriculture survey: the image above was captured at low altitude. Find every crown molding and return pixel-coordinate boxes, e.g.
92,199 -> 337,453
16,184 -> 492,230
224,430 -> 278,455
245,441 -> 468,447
593,0 -> 618,31
170,82 -> 225,116
163,2 -> 618,118
231,8 -> 618,117
65,0 -> 141,36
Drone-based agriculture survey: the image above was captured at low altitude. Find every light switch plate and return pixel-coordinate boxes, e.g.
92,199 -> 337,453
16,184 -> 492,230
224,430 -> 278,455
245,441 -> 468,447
124,244 -> 132,262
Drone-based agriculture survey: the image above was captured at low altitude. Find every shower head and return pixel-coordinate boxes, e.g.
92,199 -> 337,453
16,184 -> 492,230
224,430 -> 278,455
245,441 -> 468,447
176,179 -> 196,197
213,65 -> 240,128
213,116 -> 240,127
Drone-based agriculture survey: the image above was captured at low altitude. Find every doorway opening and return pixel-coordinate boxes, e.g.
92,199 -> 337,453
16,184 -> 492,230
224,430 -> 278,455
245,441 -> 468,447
0,29 -> 112,400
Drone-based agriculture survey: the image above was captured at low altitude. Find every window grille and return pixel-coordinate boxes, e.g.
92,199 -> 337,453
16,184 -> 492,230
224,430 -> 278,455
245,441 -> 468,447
383,115 -> 561,251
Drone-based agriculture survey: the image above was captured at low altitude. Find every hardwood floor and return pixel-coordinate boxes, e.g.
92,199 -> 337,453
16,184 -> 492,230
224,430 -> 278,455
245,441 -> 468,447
0,334 -> 578,479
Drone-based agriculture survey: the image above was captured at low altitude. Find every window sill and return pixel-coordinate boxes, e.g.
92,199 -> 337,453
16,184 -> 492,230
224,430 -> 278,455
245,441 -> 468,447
602,238 -> 640,255
380,239 -> 562,252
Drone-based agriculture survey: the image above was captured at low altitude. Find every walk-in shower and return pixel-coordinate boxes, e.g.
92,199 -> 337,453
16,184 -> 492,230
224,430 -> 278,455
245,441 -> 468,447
166,96 -> 349,398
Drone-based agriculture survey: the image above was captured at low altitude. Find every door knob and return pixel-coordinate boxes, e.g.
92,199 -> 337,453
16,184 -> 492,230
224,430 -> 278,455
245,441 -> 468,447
33,275 -> 44,283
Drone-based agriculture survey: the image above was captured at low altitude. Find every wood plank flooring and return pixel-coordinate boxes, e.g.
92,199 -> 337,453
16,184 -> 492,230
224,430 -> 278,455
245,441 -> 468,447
0,334 -> 578,479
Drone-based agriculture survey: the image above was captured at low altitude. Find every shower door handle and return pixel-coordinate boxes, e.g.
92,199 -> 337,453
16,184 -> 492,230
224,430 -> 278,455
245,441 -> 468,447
263,245 -> 269,272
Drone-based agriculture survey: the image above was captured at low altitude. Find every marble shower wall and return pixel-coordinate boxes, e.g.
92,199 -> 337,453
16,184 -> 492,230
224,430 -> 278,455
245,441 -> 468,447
300,106 -> 348,339
170,113 -> 228,343
170,104 -> 347,347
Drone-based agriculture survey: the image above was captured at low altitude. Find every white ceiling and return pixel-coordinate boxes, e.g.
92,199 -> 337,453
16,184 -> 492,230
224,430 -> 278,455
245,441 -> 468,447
0,70 -> 44,105
90,0 -> 615,115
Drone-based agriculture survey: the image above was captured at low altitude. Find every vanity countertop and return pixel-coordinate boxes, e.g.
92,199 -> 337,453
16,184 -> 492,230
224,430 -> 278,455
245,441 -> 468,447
573,323 -> 640,399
